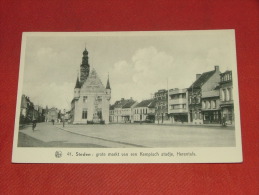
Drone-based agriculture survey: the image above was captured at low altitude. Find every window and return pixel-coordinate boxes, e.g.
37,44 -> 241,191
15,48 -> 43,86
97,96 -> 102,102
97,111 -> 102,120
221,89 -> 225,101
207,101 -> 211,109
226,89 -> 230,101
202,101 -> 206,109
196,97 -> 200,104
212,100 -> 216,109
83,96 -> 87,103
82,109 -> 87,119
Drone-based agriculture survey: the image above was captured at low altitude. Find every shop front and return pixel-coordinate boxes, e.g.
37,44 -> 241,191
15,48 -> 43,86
202,110 -> 221,124
221,105 -> 234,125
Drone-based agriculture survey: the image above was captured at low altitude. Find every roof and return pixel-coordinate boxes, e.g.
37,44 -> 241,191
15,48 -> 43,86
202,89 -> 219,98
135,99 -> 155,108
110,104 -> 115,110
189,70 -> 215,89
71,97 -> 79,103
114,99 -> 133,109
154,89 -> 167,94
122,101 -> 136,108
75,77 -> 81,88
169,88 -> 187,95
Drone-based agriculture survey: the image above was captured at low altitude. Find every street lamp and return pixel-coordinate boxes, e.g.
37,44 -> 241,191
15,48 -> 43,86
63,109 -> 66,127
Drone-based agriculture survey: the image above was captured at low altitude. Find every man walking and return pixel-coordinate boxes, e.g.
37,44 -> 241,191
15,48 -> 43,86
32,114 -> 37,132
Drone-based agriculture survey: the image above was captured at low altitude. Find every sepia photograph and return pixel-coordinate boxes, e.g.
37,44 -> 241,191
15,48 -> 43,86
12,30 -> 242,163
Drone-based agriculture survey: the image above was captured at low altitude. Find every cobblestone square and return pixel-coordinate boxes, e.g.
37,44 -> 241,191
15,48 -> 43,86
18,123 -> 235,148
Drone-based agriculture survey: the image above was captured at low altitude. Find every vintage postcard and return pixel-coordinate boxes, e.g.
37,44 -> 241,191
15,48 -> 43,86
12,30 -> 242,163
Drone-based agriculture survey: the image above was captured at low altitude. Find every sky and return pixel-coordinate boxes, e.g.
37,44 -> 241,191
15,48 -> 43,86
21,30 -> 236,110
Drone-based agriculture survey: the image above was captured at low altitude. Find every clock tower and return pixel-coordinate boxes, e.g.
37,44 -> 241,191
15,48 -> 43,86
80,48 -> 90,85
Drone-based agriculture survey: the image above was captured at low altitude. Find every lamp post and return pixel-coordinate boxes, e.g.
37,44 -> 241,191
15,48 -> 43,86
63,109 -> 66,127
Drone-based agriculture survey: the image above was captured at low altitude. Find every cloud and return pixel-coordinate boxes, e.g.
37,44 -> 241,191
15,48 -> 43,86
109,46 -> 230,104
110,47 -> 175,103
23,82 -> 74,110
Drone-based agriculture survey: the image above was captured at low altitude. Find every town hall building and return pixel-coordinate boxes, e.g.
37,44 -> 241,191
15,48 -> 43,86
70,48 -> 111,124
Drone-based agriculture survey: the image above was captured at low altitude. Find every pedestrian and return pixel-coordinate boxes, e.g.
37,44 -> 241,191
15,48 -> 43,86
32,119 -> 37,132
222,116 -> 226,127
52,119 -> 55,125
63,119 -> 65,128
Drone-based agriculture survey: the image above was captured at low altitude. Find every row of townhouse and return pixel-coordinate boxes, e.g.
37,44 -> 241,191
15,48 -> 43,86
109,98 -> 156,123
110,66 -> 234,125
19,94 -> 66,124
168,66 -> 234,125
20,95 -> 46,124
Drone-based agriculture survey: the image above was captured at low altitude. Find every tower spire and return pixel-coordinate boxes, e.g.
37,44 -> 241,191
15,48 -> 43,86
106,73 -> 111,89
75,75 -> 81,89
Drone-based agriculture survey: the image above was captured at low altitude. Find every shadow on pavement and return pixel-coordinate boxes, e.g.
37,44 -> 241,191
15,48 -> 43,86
18,132 -> 107,148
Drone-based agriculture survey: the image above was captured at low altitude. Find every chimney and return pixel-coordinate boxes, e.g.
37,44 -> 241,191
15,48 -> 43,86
215,65 -> 219,72
196,74 -> 201,80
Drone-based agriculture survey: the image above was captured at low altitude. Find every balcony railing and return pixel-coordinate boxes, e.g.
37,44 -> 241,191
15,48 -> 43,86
168,108 -> 188,113
168,98 -> 187,104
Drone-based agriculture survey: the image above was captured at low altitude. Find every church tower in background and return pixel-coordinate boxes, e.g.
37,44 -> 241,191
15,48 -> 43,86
80,48 -> 90,85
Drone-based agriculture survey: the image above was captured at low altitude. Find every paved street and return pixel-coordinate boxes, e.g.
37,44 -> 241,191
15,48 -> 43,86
18,122 -> 236,148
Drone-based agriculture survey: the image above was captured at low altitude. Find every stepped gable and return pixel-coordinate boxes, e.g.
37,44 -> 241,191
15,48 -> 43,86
189,70 -> 215,89
80,69 -> 106,93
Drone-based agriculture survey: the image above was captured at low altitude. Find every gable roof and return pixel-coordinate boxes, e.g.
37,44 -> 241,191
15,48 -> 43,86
189,70 -> 215,89
135,99 -> 155,108
113,99 -> 134,109
122,101 -> 136,108
110,104 -> 115,110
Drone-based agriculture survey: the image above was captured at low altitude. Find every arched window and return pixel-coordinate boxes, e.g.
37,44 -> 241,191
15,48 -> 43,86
221,89 -> 225,101
211,100 -> 216,109
226,89 -> 230,101
202,101 -> 206,109
207,101 -> 211,109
